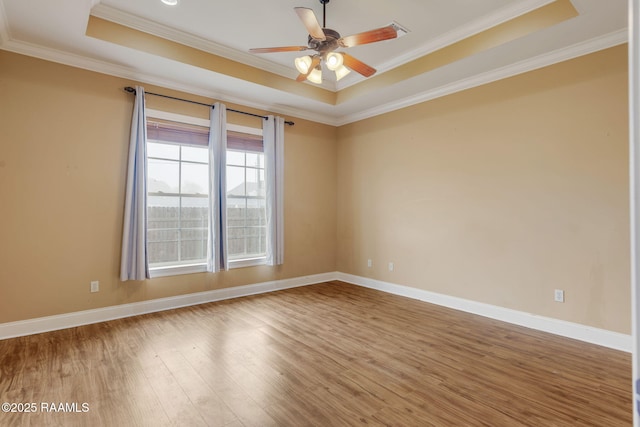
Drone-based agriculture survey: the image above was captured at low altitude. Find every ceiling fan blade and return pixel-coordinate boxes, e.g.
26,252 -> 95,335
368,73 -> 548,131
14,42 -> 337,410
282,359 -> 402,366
341,53 -> 376,78
249,46 -> 311,54
338,25 -> 397,48
296,56 -> 322,82
294,7 -> 326,41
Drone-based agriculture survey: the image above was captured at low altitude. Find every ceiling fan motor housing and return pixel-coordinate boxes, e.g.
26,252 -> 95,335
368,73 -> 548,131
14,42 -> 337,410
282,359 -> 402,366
308,28 -> 340,54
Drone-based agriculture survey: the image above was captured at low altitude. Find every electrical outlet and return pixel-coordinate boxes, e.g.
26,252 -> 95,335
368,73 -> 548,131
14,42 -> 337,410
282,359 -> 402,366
388,262 -> 394,272
367,259 -> 372,268
554,289 -> 564,303
90,281 -> 100,293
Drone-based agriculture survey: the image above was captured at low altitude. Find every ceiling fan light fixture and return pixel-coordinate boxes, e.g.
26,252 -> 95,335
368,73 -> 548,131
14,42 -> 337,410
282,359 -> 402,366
251,0 -> 394,82
307,67 -> 323,84
294,55 -> 313,74
325,52 -> 344,71
161,0 -> 179,5
334,65 -> 351,81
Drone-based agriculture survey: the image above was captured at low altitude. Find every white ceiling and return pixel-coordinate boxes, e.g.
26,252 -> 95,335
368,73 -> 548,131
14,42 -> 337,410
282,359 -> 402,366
0,0 -> 629,126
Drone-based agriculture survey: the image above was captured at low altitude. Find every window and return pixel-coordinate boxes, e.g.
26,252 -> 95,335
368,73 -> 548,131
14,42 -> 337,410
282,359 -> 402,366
145,110 -> 266,276
146,118 -> 210,273
227,132 -> 267,262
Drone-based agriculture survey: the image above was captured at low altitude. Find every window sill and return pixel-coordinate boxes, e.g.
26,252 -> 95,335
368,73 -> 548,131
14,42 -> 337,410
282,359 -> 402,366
149,257 -> 267,278
228,257 -> 267,269
149,263 -> 207,278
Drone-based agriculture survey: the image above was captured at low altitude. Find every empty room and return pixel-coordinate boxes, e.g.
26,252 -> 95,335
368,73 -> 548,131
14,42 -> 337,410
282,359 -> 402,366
0,0 -> 637,425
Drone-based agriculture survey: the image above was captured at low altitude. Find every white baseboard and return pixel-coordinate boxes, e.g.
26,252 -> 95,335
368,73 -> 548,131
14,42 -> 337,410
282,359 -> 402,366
0,271 -> 631,352
336,272 -> 632,353
0,272 -> 336,341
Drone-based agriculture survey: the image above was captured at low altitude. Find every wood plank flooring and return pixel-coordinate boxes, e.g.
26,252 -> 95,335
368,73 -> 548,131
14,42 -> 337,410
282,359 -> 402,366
0,281 -> 631,426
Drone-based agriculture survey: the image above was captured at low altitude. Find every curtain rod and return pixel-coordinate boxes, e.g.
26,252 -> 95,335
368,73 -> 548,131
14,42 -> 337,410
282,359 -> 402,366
123,87 -> 294,126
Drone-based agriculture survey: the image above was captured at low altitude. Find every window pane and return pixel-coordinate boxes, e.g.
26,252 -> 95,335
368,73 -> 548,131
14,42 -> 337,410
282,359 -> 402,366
180,227 -> 207,261
227,203 -> 246,228
148,228 -> 179,264
227,204 -> 266,260
148,196 -> 180,265
246,207 -> 261,227
246,198 -> 266,226
148,159 -> 179,193
227,208 -> 246,257
181,198 -> 208,263
181,162 -> 209,195
148,204 -> 179,232
148,195 -> 180,208
227,150 -> 245,166
148,142 -> 179,160
181,203 -> 208,230
246,152 -> 261,168
227,166 -> 245,196
245,168 -> 263,197
245,226 -> 266,256
182,196 -> 208,208
225,147 -> 266,261
182,146 -> 208,163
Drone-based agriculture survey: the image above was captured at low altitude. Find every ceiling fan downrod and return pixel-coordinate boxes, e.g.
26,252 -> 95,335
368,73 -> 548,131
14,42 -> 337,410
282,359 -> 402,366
320,0 -> 329,28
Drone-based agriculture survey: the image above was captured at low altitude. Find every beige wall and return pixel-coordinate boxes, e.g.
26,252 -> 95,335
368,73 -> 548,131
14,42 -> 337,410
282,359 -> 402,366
0,51 -> 337,324
0,44 -> 631,335
337,45 -> 630,334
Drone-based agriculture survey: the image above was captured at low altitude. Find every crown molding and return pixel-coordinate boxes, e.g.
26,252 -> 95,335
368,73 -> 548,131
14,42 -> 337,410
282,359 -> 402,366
90,1 -> 555,94
336,0 -> 556,91
90,4 -> 338,92
0,11 -> 628,128
379,0 -> 558,71
0,38 -> 337,126
337,29 -> 628,126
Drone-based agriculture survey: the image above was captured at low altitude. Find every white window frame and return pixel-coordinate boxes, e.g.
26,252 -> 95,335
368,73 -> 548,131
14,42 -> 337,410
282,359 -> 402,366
146,109 -> 266,278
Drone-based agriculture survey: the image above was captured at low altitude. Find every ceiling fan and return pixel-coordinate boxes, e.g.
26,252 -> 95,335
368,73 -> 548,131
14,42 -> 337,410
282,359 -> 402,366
249,0 -> 399,84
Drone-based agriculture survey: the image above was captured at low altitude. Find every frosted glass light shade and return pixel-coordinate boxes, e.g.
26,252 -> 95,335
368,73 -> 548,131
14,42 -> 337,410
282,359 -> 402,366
307,67 -> 322,84
334,65 -> 351,81
294,56 -> 312,74
325,52 -> 343,71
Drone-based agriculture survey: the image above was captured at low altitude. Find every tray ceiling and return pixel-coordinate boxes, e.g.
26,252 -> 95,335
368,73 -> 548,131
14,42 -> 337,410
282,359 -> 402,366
0,0 -> 628,125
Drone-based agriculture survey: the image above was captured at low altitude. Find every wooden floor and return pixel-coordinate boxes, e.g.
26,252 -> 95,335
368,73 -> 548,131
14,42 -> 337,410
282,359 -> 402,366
0,281 -> 631,426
